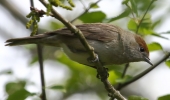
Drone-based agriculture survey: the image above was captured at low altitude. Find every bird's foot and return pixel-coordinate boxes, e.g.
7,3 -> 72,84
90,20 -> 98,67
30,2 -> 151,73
87,54 -> 99,63
96,67 -> 109,79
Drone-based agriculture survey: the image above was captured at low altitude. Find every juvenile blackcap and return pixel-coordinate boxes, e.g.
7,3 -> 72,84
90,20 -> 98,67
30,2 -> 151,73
5,23 -> 152,67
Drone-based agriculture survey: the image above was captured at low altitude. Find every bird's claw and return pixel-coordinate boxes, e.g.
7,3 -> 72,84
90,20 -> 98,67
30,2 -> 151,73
96,67 -> 109,79
87,54 -> 99,63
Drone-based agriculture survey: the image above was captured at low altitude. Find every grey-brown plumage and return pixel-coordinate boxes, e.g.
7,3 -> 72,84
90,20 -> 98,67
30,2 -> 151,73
5,23 -> 152,66
6,23 -> 122,45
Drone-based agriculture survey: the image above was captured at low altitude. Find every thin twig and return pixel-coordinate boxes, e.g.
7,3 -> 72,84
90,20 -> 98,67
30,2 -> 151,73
71,0 -> 102,23
30,0 -> 46,100
121,63 -> 130,78
117,52 -> 170,90
136,0 -> 156,33
37,45 -> 46,100
116,63 -> 129,90
39,0 -> 126,100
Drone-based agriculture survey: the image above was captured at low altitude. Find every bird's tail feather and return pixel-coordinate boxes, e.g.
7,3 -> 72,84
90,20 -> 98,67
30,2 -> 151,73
5,36 -> 43,46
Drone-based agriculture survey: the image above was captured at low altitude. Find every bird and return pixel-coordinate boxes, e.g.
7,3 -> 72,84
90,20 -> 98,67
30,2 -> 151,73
5,23 -> 152,68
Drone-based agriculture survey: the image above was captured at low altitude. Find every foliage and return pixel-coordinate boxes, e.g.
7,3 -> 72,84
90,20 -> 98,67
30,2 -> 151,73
5,81 -> 36,100
165,60 -> 170,68
158,94 -> 170,100
48,0 -> 75,10
1,0 -> 170,100
128,95 -> 148,100
79,11 -> 106,23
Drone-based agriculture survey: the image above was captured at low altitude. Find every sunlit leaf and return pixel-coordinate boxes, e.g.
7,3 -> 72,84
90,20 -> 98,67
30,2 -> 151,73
138,28 -> 153,35
79,11 -> 106,23
148,42 -> 163,51
115,74 -> 132,84
106,64 -> 125,73
128,19 -> 137,31
108,71 -> 121,85
158,94 -> 170,100
128,95 -> 148,100
165,60 -> 170,68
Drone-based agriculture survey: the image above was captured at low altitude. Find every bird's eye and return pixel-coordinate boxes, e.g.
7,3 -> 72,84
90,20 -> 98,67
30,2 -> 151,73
139,47 -> 145,52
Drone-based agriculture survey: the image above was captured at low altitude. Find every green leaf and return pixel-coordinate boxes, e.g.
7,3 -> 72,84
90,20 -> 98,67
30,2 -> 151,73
29,56 -> 38,65
90,3 -> 99,9
108,70 -> 121,85
151,33 -> 169,40
128,19 -> 137,31
128,14 -> 153,34
138,28 -> 153,35
116,74 -> 132,84
148,42 -> 163,51
158,94 -> 170,100
7,88 -> 34,100
5,81 -> 26,95
128,95 -> 148,100
165,60 -> 170,68
108,8 -> 131,22
79,11 -> 106,23
49,85 -> 66,92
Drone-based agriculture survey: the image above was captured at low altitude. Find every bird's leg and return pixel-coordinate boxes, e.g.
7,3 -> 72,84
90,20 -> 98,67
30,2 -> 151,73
96,67 -> 109,79
87,53 -> 99,63
87,54 -> 109,79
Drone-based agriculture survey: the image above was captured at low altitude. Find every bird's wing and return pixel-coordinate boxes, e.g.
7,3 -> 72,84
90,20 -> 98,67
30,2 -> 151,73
48,23 -> 122,42
5,23 -> 122,46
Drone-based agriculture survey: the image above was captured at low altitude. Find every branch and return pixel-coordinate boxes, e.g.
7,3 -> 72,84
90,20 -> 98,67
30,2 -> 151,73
117,52 -> 170,90
38,0 -> 126,99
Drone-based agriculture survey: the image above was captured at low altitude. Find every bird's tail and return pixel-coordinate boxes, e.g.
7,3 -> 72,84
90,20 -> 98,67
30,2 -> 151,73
5,34 -> 47,46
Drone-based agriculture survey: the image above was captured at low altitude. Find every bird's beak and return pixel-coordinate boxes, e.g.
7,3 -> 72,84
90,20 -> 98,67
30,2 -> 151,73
144,56 -> 153,66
